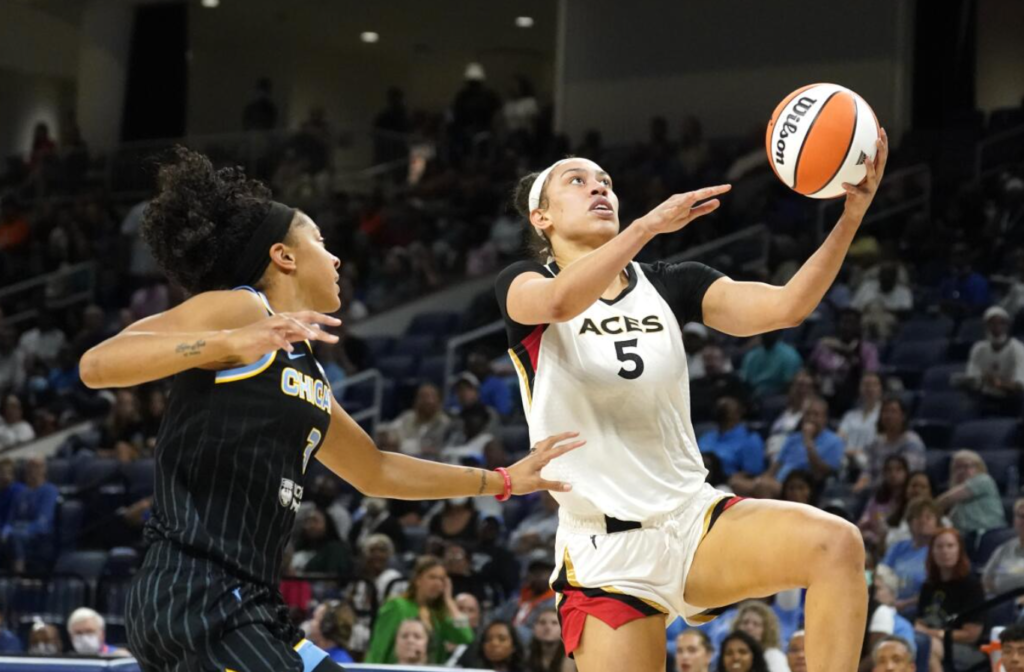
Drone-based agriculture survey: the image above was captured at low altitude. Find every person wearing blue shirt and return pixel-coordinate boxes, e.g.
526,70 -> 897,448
1,456 -> 59,574
0,458 -> 26,527
879,498 -> 940,619
466,351 -> 513,417
698,397 -> 764,483
740,331 -> 803,397
732,397 -> 843,499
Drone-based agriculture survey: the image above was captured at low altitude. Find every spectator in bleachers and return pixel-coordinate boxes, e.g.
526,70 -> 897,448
983,497 -> 1024,597
684,323 -> 711,380
869,636 -> 915,672
350,497 -> 406,552
526,607 -> 574,672
16,311 -> 66,369
938,243 -> 991,318
838,373 -> 883,474
27,621 -> 62,655
855,397 -> 925,494
690,346 -> 752,423
67,607 -> 130,656
853,263 -> 914,342
734,397 -> 842,498
1002,624 -> 1024,672
733,600 -> 789,672
936,449 -> 1007,534
786,631 -> 806,672
477,620 -> 526,672
305,599 -> 356,664
0,196 -> 30,258
445,542 -> 487,604
139,386 -> 166,449
242,77 -> 278,131
390,383 -> 450,458
456,592 -> 482,630
357,533 -> 405,604
740,331 -> 803,397
448,373 -> 501,430
427,497 -> 480,545
885,472 -> 952,550
675,628 -> 713,672
442,403 -> 498,465
0,458 -> 25,527
451,63 -> 502,157
858,456 -> 910,549
394,618 -> 430,665
0,611 -> 20,653
765,371 -> 816,458
1,456 -> 58,573
474,513 -> 521,602
373,87 -> 411,165
915,528 -> 986,671
510,491 -> 559,555
467,350 -> 514,417
779,470 -> 818,507
0,326 -> 26,395
365,555 -> 474,664
961,305 -> 1024,415
867,566 -> 917,659
0,395 -> 34,449
290,507 -> 353,578
698,397 -> 765,488
303,474 -> 352,541
98,389 -> 143,462
810,308 -> 880,413
717,630 -> 769,672
494,549 -> 556,640
880,497 -> 940,618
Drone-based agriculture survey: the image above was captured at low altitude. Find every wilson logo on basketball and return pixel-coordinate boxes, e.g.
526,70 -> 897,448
772,96 -> 817,166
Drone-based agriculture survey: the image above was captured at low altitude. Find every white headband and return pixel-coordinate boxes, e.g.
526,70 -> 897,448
527,159 -> 572,212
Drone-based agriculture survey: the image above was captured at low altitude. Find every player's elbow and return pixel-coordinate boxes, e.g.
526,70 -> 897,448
79,349 -> 105,389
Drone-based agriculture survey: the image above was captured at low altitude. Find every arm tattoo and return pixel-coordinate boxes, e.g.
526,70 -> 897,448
477,470 -> 487,496
175,339 -> 206,358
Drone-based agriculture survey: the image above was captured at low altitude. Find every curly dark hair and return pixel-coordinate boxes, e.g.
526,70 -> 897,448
478,619 -> 526,671
142,146 -> 281,295
716,631 -> 769,672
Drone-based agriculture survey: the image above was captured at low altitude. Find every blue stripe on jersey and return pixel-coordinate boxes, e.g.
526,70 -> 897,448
294,639 -> 329,672
215,351 -> 277,383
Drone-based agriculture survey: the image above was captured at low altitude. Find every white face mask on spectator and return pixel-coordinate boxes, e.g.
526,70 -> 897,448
30,642 -> 60,656
72,633 -> 102,654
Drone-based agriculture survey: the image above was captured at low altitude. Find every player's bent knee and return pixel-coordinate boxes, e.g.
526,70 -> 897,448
809,515 -> 864,577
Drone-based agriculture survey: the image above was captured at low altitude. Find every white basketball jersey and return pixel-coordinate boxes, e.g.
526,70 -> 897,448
496,259 -> 724,521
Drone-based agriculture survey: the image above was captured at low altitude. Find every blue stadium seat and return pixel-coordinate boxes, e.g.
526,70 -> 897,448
886,339 -> 950,372
416,355 -> 448,389
802,320 -> 835,347
105,547 -> 140,578
976,450 -> 1021,492
498,425 -> 531,456
73,458 -> 121,491
758,394 -> 789,423
364,336 -> 395,363
925,451 -> 952,489
57,498 -> 84,553
950,419 -> 1020,449
920,363 -> 966,391
955,316 -> 986,344
971,527 -> 1016,567
913,391 -> 979,424
46,458 -> 72,486
394,335 -> 437,359
406,311 -> 460,338
54,550 -> 109,583
895,316 -> 955,343
376,355 -> 417,381
124,458 -> 155,500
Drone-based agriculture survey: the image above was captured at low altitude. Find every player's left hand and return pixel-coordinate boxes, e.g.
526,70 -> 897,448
506,431 -> 586,495
842,127 -> 888,221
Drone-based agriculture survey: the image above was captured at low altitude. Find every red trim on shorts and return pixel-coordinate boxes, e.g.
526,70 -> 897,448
557,590 -> 658,656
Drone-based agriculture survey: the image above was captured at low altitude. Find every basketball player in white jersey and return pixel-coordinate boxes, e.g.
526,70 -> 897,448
495,130 -> 888,672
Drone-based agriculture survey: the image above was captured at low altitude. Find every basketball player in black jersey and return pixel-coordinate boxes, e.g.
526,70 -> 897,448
80,148 -> 583,672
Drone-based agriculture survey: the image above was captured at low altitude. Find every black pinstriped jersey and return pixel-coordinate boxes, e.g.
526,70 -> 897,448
143,287 -> 333,586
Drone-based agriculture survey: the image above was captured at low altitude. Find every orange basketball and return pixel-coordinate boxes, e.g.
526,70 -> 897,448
766,83 -> 880,199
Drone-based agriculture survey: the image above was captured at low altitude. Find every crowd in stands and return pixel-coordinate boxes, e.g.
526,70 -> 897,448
1,69 -> 1024,670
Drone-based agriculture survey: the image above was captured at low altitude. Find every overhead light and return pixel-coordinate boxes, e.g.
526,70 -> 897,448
515,16 -> 534,28
201,0 -> 219,7
360,31 -> 379,43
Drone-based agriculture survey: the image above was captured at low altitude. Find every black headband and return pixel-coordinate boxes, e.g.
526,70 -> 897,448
232,201 -> 296,287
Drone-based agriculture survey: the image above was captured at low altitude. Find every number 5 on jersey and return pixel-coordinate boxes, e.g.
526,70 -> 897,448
615,339 -> 644,380
302,428 -> 323,474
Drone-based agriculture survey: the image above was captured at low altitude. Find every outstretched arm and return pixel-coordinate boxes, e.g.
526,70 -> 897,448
316,397 -> 583,499
702,130 -> 889,337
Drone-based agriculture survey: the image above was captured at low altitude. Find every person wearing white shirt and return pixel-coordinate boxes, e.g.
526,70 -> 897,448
982,497 -> 1024,597
0,395 -> 34,449
962,305 -> 1024,415
838,373 -> 882,476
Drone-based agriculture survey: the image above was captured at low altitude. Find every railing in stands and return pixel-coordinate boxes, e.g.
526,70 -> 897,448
814,163 -> 932,241
334,368 -> 384,432
975,123 -> 1024,182
440,223 -> 772,399
0,261 -> 97,328
942,585 -> 1024,671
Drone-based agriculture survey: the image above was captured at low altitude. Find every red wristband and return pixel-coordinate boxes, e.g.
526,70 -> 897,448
494,467 -> 512,502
